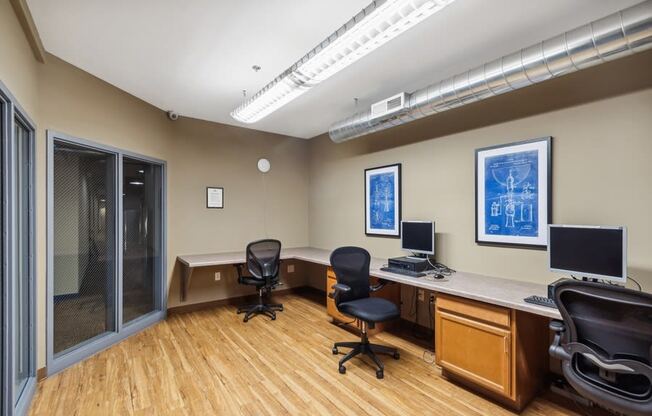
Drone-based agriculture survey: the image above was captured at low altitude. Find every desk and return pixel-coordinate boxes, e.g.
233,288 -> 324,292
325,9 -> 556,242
177,246 -> 560,319
177,246 -> 557,410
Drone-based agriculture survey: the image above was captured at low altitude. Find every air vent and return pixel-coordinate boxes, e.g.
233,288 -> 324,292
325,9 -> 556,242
329,1 -> 652,143
370,92 -> 409,120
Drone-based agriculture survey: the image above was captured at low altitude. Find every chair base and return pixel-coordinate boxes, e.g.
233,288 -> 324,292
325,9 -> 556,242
237,302 -> 283,322
332,331 -> 399,379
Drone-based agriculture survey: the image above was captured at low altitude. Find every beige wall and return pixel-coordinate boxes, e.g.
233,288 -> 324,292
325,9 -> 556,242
166,117 -> 310,308
0,0 -> 39,116
308,87 -> 652,294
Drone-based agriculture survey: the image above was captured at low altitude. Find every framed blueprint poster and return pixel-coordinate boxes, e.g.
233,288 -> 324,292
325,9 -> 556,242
475,137 -> 551,248
365,163 -> 401,237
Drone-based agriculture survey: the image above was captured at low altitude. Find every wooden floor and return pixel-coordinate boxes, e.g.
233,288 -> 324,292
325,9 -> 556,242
29,292 -> 580,416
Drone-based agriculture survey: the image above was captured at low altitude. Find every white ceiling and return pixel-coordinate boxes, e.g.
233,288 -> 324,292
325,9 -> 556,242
28,0 -> 641,139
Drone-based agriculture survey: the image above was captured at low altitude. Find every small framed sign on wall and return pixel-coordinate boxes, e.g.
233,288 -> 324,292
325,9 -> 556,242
207,187 -> 224,209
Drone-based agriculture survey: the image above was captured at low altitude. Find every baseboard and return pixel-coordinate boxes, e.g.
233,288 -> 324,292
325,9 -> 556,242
167,285 -> 325,314
37,367 -> 47,381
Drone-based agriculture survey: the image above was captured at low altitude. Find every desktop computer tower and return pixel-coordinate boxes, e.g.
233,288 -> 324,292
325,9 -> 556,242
388,256 -> 432,273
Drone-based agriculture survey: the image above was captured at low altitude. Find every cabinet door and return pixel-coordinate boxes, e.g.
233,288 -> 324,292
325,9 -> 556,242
436,310 -> 511,397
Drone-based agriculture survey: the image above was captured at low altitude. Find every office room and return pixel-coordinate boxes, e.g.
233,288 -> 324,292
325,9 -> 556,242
1,0 -> 651,415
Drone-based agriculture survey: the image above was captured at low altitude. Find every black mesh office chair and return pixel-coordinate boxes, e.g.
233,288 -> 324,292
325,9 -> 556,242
549,280 -> 652,416
235,239 -> 283,322
329,246 -> 400,379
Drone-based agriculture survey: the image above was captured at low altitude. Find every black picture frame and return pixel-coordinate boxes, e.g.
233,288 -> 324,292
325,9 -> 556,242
475,137 -> 552,249
364,163 -> 402,238
206,186 -> 224,209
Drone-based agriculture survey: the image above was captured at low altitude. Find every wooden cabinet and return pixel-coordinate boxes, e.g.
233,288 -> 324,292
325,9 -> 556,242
435,294 -> 548,411
436,310 -> 512,396
326,268 -> 351,323
326,267 -> 399,335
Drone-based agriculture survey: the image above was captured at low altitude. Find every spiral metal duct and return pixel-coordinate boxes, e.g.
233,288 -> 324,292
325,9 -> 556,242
329,0 -> 652,143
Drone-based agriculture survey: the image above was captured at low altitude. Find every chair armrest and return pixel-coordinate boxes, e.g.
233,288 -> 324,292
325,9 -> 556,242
566,342 -> 652,378
549,320 -> 565,333
234,263 -> 244,279
548,320 -> 571,361
370,279 -> 389,292
328,283 -> 351,299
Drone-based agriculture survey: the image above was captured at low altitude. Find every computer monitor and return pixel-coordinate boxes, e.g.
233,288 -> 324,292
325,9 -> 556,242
401,221 -> 435,257
548,225 -> 627,283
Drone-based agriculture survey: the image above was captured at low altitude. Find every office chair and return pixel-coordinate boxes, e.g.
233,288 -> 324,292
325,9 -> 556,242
329,246 -> 400,379
549,280 -> 652,416
235,239 -> 283,322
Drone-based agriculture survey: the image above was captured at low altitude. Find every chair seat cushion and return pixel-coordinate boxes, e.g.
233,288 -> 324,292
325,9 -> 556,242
238,276 -> 265,287
338,297 -> 400,323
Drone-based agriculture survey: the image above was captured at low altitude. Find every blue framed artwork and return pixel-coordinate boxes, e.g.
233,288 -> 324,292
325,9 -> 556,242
365,164 -> 401,237
475,137 -> 552,248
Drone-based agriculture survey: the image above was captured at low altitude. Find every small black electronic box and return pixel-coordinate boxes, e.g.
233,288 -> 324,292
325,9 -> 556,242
388,256 -> 432,273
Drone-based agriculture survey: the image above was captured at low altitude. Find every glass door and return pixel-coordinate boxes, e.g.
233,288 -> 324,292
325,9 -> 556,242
47,131 -> 166,375
1,93 -> 5,416
122,157 -> 162,324
52,140 -> 117,356
13,120 -> 32,406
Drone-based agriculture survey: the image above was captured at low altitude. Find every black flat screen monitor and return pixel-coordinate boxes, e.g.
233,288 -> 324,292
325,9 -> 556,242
401,221 -> 435,256
548,225 -> 626,283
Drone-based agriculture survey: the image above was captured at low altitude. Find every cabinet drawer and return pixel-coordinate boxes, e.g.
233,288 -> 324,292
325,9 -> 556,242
327,267 -> 336,279
437,295 -> 510,328
436,310 -> 512,397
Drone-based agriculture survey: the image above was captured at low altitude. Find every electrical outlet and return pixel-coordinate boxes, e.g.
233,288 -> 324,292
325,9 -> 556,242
214,272 -> 221,282
429,294 -> 435,303
287,264 -> 295,273
418,289 -> 425,302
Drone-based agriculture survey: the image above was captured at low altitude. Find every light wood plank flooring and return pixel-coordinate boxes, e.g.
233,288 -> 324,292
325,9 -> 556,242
29,292 -> 580,416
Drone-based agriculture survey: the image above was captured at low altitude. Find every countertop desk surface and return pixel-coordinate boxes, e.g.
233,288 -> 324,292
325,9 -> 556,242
177,247 -> 561,319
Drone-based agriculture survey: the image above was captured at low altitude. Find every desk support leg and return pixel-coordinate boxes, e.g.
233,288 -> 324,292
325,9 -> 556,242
181,265 -> 194,302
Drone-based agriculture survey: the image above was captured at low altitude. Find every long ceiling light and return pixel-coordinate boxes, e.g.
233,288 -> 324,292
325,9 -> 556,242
231,0 -> 456,124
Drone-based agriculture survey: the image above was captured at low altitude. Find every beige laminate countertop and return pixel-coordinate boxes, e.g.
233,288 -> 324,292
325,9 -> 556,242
177,247 -> 561,319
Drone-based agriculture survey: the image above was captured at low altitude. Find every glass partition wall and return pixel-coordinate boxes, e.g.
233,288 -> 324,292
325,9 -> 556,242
122,158 -> 163,324
12,120 -> 33,414
1,81 -> 36,416
52,142 -> 117,355
47,132 -> 166,375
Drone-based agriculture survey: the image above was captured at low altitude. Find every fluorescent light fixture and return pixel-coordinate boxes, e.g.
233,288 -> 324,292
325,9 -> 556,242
231,0 -> 455,123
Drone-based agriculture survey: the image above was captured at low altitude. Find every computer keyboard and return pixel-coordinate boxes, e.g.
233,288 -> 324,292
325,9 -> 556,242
524,295 -> 557,308
380,267 -> 426,278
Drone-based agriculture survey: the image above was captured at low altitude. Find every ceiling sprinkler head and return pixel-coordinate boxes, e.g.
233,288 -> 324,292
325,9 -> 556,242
252,65 -> 261,72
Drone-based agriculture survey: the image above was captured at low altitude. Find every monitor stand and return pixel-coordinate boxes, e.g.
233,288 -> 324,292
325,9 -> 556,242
406,253 -> 428,260
578,276 -> 626,287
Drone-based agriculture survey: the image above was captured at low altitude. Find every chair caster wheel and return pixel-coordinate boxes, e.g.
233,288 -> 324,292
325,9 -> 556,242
376,370 -> 384,379
393,351 -> 400,360
339,366 -> 346,374
332,347 -> 338,355
271,315 -> 276,320
243,317 -> 249,323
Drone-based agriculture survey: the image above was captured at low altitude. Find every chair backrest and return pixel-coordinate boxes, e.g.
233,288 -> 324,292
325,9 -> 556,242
329,246 -> 370,305
554,280 -> 652,413
246,239 -> 281,280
